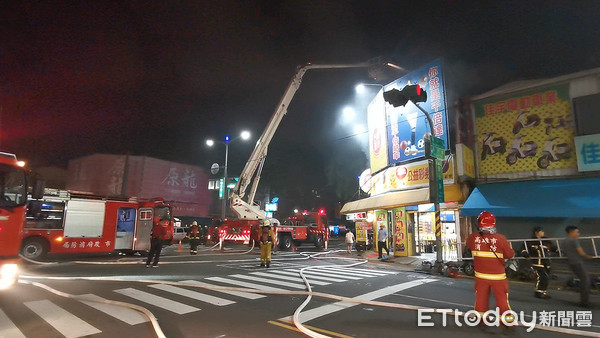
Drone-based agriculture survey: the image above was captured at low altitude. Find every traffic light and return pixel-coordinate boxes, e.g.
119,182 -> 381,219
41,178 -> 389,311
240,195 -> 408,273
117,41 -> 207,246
383,84 -> 428,107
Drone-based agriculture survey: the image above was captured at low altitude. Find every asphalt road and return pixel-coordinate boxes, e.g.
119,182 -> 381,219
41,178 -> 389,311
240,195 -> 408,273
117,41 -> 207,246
1,238 -> 599,338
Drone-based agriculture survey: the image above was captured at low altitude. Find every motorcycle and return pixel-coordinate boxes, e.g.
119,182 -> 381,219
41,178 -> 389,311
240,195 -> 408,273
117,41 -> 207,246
544,115 -> 574,135
537,137 -> 573,169
513,110 -> 541,134
480,132 -> 507,161
506,134 -> 538,165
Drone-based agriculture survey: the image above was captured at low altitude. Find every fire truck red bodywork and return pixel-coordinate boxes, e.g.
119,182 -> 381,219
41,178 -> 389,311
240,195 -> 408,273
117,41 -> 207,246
218,219 -> 259,243
276,211 -> 329,250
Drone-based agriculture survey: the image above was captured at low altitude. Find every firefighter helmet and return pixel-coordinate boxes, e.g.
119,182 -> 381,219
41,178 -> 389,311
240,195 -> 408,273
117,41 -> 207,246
477,211 -> 496,234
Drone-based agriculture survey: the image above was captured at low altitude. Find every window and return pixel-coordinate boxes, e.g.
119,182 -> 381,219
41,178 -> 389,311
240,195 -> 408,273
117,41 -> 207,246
573,93 -> 600,136
116,207 -> 136,233
26,201 -> 65,229
140,210 -> 153,221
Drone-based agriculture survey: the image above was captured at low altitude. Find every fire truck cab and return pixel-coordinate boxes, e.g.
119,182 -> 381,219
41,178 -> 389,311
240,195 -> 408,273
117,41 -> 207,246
277,210 -> 328,250
23,190 -> 174,259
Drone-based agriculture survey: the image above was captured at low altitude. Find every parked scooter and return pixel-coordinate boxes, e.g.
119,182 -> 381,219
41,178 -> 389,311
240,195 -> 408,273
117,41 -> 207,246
544,115 -> 574,135
480,132 -> 507,161
537,137 -> 573,169
506,134 -> 538,165
513,110 -> 541,134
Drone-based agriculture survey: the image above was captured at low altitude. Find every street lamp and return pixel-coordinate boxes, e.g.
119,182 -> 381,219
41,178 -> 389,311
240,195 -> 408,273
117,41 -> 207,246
342,106 -> 356,121
355,83 -> 383,93
206,130 -> 251,220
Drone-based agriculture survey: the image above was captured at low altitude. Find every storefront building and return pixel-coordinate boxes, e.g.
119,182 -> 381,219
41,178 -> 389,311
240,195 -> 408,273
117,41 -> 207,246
340,59 -> 474,261
462,67 -> 600,242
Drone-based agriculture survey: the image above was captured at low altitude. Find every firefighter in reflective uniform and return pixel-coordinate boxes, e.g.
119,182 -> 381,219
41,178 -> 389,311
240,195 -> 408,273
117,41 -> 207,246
522,226 -> 552,299
466,211 -> 515,324
188,221 -> 200,255
259,223 -> 275,268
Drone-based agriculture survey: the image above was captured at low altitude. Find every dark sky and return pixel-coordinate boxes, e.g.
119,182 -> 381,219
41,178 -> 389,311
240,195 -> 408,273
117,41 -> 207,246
2,0 -> 600,177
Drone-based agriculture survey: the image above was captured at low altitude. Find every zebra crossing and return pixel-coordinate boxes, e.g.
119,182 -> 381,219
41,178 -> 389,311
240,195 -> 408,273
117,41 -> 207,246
3,266 -> 398,338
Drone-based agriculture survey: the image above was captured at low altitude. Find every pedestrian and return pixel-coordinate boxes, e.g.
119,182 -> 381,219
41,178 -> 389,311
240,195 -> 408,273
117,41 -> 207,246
377,223 -> 390,259
465,211 -> 515,327
345,230 -> 355,253
146,218 -> 167,267
259,223 -> 275,268
522,226 -> 552,299
562,225 -> 593,307
188,221 -> 200,255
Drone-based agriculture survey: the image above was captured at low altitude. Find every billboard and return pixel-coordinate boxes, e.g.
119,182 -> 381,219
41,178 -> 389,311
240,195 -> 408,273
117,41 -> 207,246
367,91 -> 389,173
474,84 -> 577,177
383,59 -> 448,164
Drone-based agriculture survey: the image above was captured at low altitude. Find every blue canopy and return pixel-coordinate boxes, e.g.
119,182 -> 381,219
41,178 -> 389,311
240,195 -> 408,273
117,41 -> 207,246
461,178 -> 600,218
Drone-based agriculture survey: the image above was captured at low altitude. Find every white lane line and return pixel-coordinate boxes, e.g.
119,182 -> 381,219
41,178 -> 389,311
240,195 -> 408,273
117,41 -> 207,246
149,284 -> 235,306
206,276 -> 288,292
24,300 -> 101,338
290,269 -> 363,280
282,269 -> 348,282
0,308 -> 25,338
317,267 -> 381,277
179,280 -> 264,300
79,294 -> 148,325
250,272 -> 331,286
281,278 -> 438,323
229,274 -> 307,290
333,267 -> 397,275
114,288 -> 199,314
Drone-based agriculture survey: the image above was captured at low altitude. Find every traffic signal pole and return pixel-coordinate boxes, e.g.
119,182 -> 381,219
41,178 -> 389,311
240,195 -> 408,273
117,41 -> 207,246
412,103 -> 444,268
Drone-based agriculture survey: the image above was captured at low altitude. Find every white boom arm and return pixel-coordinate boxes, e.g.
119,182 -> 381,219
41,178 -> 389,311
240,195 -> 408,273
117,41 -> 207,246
230,62 -> 367,220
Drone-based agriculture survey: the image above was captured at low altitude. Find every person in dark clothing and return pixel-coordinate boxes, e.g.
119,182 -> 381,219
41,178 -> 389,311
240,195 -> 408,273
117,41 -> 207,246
522,226 -> 552,299
188,221 -> 200,255
562,225 -> 593,307
146,218 -> 167,267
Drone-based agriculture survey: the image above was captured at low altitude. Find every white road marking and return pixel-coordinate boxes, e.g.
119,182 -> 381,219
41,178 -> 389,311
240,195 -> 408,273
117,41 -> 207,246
332,267 -> 397,275
0,308 -> 25,338
250,272 -> 330,286
179,280 -> 264,300
229,274 -> 307,290
317,267 -> 382,277
114,288 -> 199,314
206,276 -> 288,292
149,284 -> 235,306
282,269 -> 348,282
281,278 -> 438,323
79,294 -> 148,325
24,300 -> 101,338
290,269 -> 363,280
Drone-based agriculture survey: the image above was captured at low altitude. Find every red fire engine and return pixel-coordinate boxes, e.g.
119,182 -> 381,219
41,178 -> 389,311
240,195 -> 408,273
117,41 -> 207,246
218,219 -> 258,244
0,152 -> 40,289
276,210 -> 329,250
22,189 -> 174,259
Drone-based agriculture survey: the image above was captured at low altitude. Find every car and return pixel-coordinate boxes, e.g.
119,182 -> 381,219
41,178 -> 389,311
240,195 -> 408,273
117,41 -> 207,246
173,227 -> 188,242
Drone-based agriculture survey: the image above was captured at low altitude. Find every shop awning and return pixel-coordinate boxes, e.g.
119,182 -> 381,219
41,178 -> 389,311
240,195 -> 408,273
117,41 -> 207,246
461,178 -> 600,218
340,184 -> 462,214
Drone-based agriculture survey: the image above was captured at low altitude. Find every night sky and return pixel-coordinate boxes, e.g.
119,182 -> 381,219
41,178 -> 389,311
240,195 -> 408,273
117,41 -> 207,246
2,1 -> 600,210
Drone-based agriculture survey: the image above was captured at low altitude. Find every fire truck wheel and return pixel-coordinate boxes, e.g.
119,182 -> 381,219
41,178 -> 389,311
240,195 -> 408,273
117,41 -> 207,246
21,238 -> 48,260
279,235 -> 293,250
315,235 -> 324,250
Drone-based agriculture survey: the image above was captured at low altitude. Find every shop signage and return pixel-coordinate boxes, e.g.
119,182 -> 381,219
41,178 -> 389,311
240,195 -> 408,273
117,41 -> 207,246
346,212 -> 367,221
393,207 -> 409,256
368,156 -> 454,196
367,91 -> 389,173
474,84 -> 576,177
265,203 -> 278,212
456,144 -> 476,178
575,134 -> 600,172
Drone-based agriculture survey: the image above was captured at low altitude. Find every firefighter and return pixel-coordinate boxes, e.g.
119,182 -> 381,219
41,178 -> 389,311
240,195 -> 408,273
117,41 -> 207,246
466,211 -> 515,325
522,226 -> 552,299
146,218 -> 167,267
259,223 -> 275,268
188,221 -> 200,255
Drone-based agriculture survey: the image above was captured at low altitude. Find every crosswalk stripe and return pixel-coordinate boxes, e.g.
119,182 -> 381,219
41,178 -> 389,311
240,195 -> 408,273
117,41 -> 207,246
0,308 -> 25,338
114,288 -> 199,314
334,267 -> 397,275
282,269 -> 348,282
269,270 -> 345,283
79,294 -> 148,325
250,272 -> 330,286
288,269 -> 362,280
281,279 -> 438,323
206,276 -> 287,292
229,274 -> 307,290
24,299 -> 101,338
317,267 -> 382,277
149,284 -> 235,306
179,280 -> 264,300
